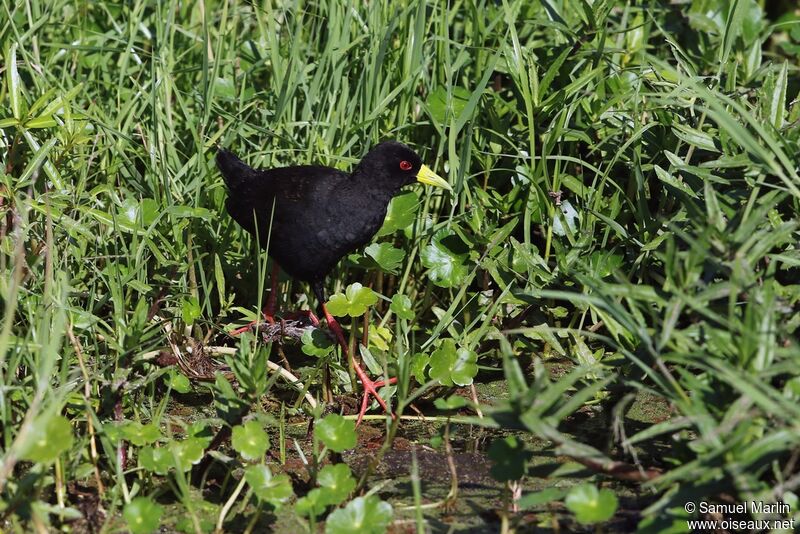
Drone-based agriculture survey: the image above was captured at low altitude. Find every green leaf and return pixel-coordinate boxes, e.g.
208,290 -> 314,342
119,421 -> 161,447
389,294 -> 414,321
214,76 -> 236,99
364,242 -> 405,274
170,437 -> 205,471
427,86 -> 471,124
367,325 -> 392,352
17,137 -> 58,188
167,205 -> 212,220
186,422 -> 214,447
654,165 -> 698,198
327,283 -> 378,317
139,446 -> 172,475
325,496 -> 393,534
672,124 -> 719,152
411,353 -> 429,384
182,297 -> 201,325
214,253 -> 226,306
433,394 -> 468,411
123,497 -> 163,534
314,414 -> 357,452
377,191 -> 418,236
296,488 -> 328,517
6,43 -> 22,120
244,465 -> 294,507
175,515 -> 215,534
24,114 -> 55,129
168,371 -> 192,394
587,251 -> 623,278
552,199 -> 580,236
420,232 -> 469,288
118,197 -> 140,226
301,328 -> 335,357
19,413 -> 74,463
428,339 -> 478,387
564,484 -> 618,525
317,464 -> 356,506
518,487 -> 569,509
140,198 -> 159,226
231,421 -> 270,461
488,436 -> 531,482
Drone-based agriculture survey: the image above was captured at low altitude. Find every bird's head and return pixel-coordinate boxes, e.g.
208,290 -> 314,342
358,141 -> 452,193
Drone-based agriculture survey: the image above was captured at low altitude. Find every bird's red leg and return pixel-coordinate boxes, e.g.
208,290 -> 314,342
229,262 -> 281,335
321,303 -> 397,426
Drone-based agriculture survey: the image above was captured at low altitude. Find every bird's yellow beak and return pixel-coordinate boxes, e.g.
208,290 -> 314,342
416,164 -> 452,191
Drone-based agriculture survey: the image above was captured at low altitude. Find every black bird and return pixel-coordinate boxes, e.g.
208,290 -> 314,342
217,141 -> 451,424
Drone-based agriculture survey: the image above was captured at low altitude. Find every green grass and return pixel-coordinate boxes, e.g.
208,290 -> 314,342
2,0 -> 800,532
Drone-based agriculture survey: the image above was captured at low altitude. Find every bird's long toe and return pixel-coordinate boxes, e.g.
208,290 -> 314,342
355,372 -> 397,427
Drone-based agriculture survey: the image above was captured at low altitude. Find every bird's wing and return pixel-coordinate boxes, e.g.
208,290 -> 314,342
268,165 -> 347,204
219,152 -> 349,243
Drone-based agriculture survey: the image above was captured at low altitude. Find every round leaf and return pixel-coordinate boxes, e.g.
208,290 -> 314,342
187,422 -> 214,447
428,339 -> 478,387
377,191 -> 418,236
296,488 -> 327,517
364,242 -> 405,274
390,294 -> 414,321
325,496 -> 393,534
170,437 -> 205,472
314,414 -> 357,452
564,484 -> 618,525
301,328 -> 335,357
327,283 -> 379,317
317,463 -> 356,506
123,497 -> 163,534
120,421 -> 161,447
19,413 -> 74,463
411,353 -> 429,384
420,233 -> 469,288
139,446 -> 172,475
231,421 -> 270,461
168,371 -> 192,394
244,465 -> 294,507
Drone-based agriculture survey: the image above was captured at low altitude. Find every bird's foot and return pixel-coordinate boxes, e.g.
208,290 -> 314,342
228,310 -> 276,336
354,364 -> 398,427
319,303 -> 397,426
228,308 -> 320,336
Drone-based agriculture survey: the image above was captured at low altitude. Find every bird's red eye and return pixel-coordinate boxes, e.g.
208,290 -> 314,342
399,160 -> 413,171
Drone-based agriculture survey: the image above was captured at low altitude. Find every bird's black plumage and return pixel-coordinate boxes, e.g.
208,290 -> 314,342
218,141 -> 450,424
217,141 -> 429,301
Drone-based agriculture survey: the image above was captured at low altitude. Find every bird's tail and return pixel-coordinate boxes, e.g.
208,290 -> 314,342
216,148 -> 257,193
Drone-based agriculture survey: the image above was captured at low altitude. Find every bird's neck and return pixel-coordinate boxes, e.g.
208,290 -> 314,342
346,168 -> 401,205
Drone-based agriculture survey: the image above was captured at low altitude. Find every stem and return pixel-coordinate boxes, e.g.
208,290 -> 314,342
216,475 -> 247,533
410,446 -> 425,533
443,419 -> 458,509
67,323 -> 105,495
55,457 -> 65,508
